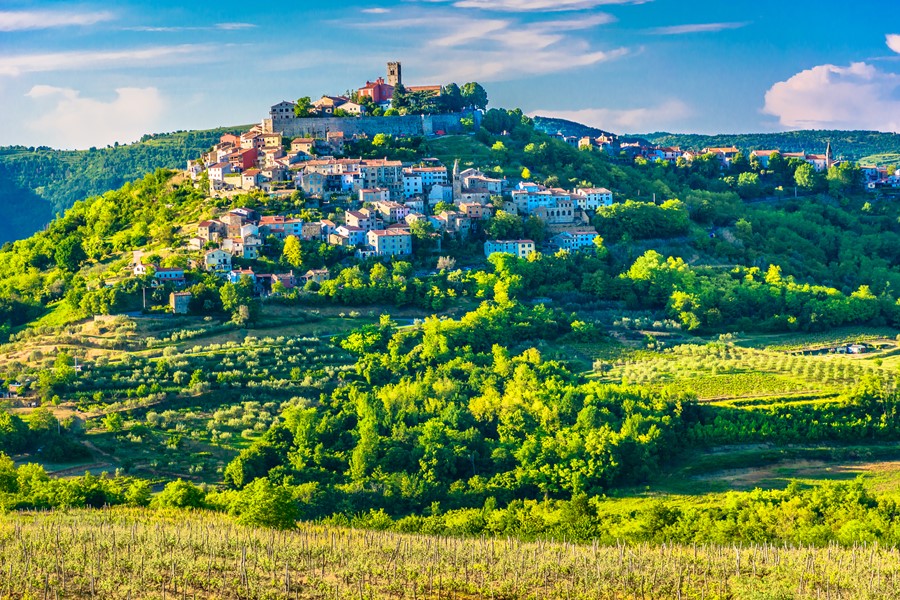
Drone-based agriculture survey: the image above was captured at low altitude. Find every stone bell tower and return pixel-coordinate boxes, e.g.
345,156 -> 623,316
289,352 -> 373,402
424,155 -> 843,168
387,62 -> 402,87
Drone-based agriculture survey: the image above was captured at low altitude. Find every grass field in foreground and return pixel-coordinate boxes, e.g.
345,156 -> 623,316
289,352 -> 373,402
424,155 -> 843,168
2,508 -> 900,599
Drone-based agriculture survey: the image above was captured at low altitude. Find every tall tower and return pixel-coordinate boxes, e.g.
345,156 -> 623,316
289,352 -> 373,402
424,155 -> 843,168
825,141 -> 833,169
387,62 -> 402,87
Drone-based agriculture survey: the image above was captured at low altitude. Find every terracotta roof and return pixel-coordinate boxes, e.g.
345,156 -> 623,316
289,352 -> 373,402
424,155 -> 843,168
703,147 -> 739,154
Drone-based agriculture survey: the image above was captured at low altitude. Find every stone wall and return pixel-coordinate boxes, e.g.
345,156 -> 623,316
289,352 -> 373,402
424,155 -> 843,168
270,111 -> 479,139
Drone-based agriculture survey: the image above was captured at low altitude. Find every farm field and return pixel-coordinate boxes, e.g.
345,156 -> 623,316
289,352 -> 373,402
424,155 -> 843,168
596,337 -> 900,401
2,508 -> 900,600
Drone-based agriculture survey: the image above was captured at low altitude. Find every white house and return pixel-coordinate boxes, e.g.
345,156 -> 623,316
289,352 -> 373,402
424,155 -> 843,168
573,187 -> 613,211
207,162 -> 232,182
204,249 -> 232,272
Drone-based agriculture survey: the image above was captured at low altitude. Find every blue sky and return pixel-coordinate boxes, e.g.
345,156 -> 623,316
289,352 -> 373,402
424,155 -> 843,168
2,0 -> 900,149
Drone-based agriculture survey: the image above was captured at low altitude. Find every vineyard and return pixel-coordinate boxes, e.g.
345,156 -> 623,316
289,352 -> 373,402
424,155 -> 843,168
598,342 -> 892,401
2,508 -> 900,599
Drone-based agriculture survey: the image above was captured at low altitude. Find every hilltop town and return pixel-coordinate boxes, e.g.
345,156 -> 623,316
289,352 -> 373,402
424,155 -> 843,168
162,62 -> 883,315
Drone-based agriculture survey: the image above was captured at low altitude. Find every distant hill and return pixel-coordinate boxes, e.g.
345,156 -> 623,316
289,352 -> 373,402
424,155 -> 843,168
641,130 -> 900,162
0,126 -> 247,243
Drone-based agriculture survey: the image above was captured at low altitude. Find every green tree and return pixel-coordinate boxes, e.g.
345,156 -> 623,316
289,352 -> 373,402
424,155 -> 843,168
103,412 -> 124,432
152,479 -> 206,508
220,282 -> 240,313
461,82 -> 489,110
794,162 -> 819,191
486,211 -> 524,240
827,162 -> 861,196
55,236 -> 87,272
440,82 -> 465,112
282,235 -> 303,268
233,478 -> 299,530
391,84 -> 410,111
294,97 -> 313,118
736,172 -> 761,199
125,480 -> 152,506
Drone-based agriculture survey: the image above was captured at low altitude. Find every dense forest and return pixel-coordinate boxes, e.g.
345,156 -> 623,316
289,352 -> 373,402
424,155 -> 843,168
0,126 -> 245,242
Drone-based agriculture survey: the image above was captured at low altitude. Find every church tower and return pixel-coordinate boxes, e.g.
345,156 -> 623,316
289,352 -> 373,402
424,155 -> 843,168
387,62 -> 402,87
825,141 -> 833,169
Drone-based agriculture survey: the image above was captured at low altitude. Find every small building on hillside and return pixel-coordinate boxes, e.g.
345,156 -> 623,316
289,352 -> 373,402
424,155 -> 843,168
153,267 -> 186,287
170,292 -> 192,315
367,229 -> 412,257
484,239 -> 535,259
204,249 -> 232,272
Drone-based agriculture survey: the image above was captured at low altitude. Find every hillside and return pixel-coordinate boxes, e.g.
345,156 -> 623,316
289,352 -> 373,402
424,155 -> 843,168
0,126 -> 247,243
4,112 -> 900,556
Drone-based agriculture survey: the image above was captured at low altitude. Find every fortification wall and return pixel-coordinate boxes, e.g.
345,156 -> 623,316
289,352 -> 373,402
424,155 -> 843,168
270,111 -> 478,139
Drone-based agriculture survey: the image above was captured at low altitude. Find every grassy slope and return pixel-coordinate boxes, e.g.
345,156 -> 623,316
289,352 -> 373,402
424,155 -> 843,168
858,152 -> 900,167
2,507 -> 898,599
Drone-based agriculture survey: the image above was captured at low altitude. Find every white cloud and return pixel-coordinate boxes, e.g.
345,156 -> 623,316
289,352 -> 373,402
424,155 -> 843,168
887,34 -> 900,55
362,8 -> 391,14
650,22 -> 748,35
450,0 -> 649,11
215,22 -> 256,30
763,62 -> 900,132
530,100 -> 692,133
25,86 -> 167,150
125,22 -> 256,32
0,45 -> 212,77
0,10 -> 113,31
354,11 -> 625,82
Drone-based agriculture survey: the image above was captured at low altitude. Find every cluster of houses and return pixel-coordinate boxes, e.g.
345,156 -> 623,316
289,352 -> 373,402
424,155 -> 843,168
186,128 -> 350,195
182,124 -> 613,271
860,165 -> 900,191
